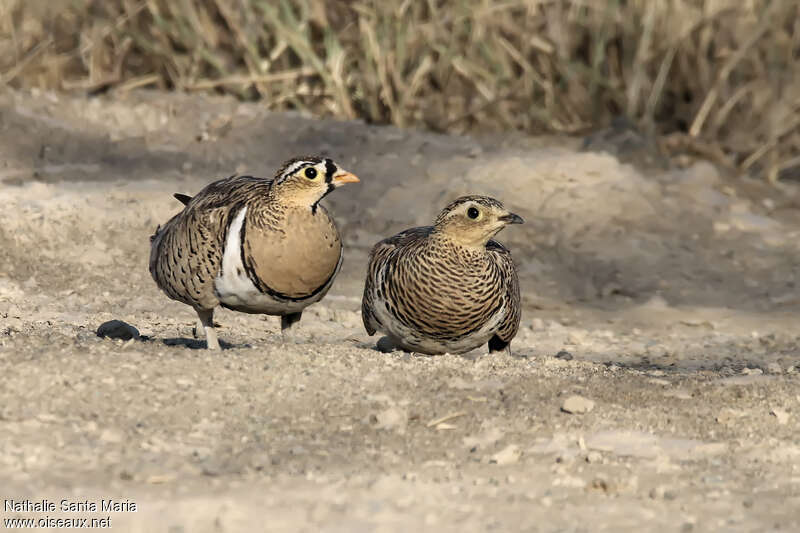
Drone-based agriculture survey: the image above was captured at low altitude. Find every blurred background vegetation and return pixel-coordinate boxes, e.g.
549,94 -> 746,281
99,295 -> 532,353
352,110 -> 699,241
0,0 -> 798,181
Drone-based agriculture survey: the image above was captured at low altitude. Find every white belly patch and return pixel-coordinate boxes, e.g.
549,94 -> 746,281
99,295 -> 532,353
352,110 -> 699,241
214,207 -> 309,314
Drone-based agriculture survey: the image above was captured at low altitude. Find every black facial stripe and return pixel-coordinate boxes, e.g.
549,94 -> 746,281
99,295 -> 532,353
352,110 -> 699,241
324,158 -> 337,182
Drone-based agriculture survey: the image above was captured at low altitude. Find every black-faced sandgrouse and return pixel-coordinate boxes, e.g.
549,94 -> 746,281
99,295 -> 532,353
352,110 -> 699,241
149,156 -> 359,349
362,195 -> 522,355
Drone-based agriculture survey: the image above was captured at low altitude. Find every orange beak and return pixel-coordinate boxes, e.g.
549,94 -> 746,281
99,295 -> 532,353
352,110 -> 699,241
332,171 -> 360,186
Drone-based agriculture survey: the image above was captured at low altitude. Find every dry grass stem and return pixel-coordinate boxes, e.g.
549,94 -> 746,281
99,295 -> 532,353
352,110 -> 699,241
0,0 -> 797,181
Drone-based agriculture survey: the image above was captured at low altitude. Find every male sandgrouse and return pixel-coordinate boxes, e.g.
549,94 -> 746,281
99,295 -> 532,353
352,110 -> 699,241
149,156 -> 359,349
362,195 -> 523,355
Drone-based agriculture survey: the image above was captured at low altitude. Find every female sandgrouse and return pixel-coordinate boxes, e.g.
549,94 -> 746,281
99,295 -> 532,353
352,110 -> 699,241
362,195 -> 523,355
149,156 -> 359,349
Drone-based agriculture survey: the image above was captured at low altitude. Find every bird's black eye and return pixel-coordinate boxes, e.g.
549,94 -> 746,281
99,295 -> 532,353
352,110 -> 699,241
467,207 -> 480,219
305,167 -> 318,179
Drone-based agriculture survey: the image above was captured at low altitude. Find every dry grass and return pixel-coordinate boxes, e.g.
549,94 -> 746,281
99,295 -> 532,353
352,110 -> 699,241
1,0 -> 798,181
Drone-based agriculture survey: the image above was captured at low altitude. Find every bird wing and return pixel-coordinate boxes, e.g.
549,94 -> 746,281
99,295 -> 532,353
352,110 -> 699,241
486,239 -> 521,343
149,175 -> 271,310
361,226 -> 433,335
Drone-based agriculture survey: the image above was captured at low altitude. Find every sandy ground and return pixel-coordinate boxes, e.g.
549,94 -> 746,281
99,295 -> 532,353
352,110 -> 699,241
1,88 -> 799,532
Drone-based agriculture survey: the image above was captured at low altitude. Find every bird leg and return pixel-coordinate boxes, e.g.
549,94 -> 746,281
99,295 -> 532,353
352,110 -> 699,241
192,318 -> 205,339
196,308 -> 220,350
280,312 -> 303,343
488,334 -> 509,354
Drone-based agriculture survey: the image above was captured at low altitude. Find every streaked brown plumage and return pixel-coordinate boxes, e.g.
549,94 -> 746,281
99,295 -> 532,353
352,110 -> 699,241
362,195 -> 523,355
149,156 -> 359,349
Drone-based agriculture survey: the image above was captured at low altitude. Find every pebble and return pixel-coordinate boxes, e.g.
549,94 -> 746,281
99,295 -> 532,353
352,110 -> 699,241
716,408 -> 745,426
585,451 -> 603,464
376,336 -> 397,353
649,486 -> 677,500
561,395 -> 595,414
96,320 -> 139,340
553,475 -> 587,488
554,350 -> 573,361
332,309 -> 360,329
489,444 -> 521,465
376,407 -> 408,434
646,343 -> 670,357
766,362 -> 782,374
99,428 -> 123,444
175,378 -> 194,389
566,332 -> 585,345
313,306 -> 331,321
663,389 -> 692,400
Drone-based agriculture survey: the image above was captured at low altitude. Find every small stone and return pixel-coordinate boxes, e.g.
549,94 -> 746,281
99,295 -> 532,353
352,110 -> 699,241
376,336 -> 397,353
97,320 -> 139,340
530,318 -> 545,331
561,395 -> 595,414
645,343 -> 669,357
713,222 -> 731,233
716,408 -> 744,426
766,362 -> 782,374
99,428 -> 123,443
742,367 -> 763,375
664,389 -> 692,400
589,477 -> 611,492
554,475 -> 587,488
586,451 -> 602,464
176,378 -> 194,389
376,407 -> 408,434
489,444 -> 521,465
249,452 -> 272,471
313,306 -> 331,321
555,350 -> 573,361
770,408 -> 789,425
566,332 -> 585,345
332,309 -> 360,329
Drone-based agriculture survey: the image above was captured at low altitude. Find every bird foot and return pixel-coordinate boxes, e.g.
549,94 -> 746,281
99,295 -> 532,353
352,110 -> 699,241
192,318 -> 204,339
195,309 -> 220,350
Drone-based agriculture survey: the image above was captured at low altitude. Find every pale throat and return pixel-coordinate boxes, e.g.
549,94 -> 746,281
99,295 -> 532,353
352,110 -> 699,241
434,227 -> 496,251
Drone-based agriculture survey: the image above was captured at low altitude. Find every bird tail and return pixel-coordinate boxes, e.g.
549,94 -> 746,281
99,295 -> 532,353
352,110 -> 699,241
149,224 -> 161,243
173,193 -> 193,206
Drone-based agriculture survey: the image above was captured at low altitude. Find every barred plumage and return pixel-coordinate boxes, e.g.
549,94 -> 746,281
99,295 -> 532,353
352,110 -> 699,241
362,195 -> 522,355
149,156 -> 359,349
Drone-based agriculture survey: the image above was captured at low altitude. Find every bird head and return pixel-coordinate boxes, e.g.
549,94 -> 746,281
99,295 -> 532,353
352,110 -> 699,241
272,156 -> 359,208
434,195 -> 523,247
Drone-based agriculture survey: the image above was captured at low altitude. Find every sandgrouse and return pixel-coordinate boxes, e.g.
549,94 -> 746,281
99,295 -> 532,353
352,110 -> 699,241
362,195 -> 523,355
149,156 -> 359,349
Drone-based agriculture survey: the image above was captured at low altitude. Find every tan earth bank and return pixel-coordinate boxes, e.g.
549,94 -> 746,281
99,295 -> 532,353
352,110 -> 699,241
1,88 -> 799,532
